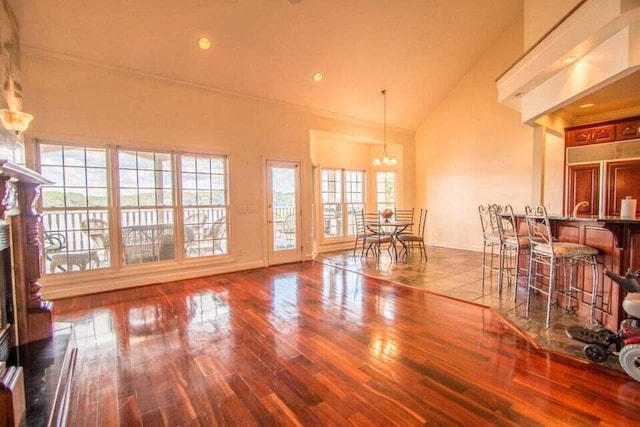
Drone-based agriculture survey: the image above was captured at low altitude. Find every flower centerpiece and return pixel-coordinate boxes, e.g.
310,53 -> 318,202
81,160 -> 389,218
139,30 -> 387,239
381,208 -> 394,223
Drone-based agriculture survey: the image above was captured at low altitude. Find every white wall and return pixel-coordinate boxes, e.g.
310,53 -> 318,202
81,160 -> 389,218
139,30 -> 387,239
523,0 -> 582,49
310,132 -> 414,253
543,131 -> 565,215
23,54 -> 414,298
415,15 -> 532,251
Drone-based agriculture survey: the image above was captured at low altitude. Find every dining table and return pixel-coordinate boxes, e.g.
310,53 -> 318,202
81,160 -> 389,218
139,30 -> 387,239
122,223 -> 175,263
364,219 -> 414,261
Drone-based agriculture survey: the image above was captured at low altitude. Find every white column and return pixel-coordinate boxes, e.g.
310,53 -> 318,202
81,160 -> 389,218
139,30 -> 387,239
531,124 -> 546,207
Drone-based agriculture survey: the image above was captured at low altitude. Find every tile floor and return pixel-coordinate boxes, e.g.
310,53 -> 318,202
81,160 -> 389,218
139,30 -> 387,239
315,245 -> 622,371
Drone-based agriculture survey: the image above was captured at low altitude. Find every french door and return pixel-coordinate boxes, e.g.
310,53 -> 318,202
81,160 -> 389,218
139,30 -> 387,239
266,160 -> 302,265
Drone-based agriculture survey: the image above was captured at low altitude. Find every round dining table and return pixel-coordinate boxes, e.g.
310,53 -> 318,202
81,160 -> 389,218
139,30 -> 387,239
364,219 -> 414,261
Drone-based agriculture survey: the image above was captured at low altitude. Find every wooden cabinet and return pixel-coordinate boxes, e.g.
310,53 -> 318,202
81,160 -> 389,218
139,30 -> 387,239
616,119 -> 640,140
566,163 -> 600,215
566,124 -> 616,147
565,116 -> 640,216
566,116 -> 640,147
606,159 -> 640,216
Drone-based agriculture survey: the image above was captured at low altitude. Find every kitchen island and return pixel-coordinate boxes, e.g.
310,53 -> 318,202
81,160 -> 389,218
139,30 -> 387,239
519,214 -> 640,330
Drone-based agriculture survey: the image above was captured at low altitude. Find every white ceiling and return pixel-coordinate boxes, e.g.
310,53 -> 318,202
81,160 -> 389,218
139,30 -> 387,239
556,71 -> 640,124
15,0 -> 523,130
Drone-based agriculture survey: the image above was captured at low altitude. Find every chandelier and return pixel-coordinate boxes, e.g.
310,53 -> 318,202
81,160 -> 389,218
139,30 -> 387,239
373,89 -> 397,166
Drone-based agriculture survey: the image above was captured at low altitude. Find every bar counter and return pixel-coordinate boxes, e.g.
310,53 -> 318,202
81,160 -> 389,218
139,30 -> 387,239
516,214 -> 640,329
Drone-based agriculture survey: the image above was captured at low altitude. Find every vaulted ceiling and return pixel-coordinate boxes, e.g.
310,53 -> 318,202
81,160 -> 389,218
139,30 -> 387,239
15,0 -> 523,130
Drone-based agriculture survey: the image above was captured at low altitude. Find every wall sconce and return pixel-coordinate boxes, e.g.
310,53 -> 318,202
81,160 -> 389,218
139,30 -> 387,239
0,109 -> 34,134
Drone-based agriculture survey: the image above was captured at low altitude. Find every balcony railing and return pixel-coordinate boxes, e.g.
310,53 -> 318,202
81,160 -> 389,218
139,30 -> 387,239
42,207 -> 227,274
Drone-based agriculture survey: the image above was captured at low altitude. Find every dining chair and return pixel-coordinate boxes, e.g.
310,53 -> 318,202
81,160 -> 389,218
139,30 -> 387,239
363,212 -> 395,262
397,208 -> 427,262
352,209 -> 375,257
393,208 -> 414,235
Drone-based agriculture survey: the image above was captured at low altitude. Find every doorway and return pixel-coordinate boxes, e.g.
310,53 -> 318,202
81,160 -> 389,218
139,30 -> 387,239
266,160 -> 302,265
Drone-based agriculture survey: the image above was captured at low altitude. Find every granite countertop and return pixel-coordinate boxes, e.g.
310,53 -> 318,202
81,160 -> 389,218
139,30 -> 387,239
547,214 -> 640,223
513,213 -> 640,223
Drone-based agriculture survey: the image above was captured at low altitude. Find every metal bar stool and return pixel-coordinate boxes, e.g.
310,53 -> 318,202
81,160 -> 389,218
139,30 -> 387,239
524,205 -> 599,327
495,204 -> 530,300
479,204 -> 501,289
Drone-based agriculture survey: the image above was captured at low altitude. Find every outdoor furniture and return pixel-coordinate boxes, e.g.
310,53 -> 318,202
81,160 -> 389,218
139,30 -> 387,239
204,216 -> 227,255
50,250 -> 99,272
122,224 -> 174,264
81,218 -> 110,261
276,213 -> 296,246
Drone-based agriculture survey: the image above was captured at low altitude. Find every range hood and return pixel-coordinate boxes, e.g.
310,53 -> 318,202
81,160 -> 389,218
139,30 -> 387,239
497,0 -> 640,125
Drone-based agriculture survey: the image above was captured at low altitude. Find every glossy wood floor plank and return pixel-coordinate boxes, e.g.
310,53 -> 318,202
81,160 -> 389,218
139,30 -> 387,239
53,262 -> 639,426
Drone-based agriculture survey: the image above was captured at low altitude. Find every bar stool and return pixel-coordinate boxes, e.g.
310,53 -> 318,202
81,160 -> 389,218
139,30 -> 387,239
479,204 -> 501,289
524,205 -> 599,328
495,205 -> 529,300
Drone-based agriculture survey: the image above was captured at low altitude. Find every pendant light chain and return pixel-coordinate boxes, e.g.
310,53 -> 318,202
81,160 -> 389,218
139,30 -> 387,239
373,88 -> 397,166
383,89 -> 387,154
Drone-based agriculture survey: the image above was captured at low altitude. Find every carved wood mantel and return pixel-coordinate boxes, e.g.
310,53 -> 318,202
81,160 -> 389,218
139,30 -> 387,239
0,160 -> 53,345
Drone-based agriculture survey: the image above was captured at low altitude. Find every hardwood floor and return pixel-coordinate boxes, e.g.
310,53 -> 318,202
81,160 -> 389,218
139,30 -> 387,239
54,261 -> 639,426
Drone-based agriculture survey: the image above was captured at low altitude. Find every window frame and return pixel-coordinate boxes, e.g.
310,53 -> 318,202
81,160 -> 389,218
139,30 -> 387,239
376,171 -> 397,213
36,139 -> 231,276
320,168 -> 366,241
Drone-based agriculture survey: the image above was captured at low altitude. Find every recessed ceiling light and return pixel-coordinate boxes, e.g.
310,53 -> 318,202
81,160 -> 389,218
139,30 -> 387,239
579,103 -> 595,109
312,72 -> 323,82
562,56 -> 577,64
198,37 -> 212,50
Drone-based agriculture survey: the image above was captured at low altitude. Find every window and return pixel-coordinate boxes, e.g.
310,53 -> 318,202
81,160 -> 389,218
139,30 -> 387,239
38,141 -> 229,274
181,154 -> 228,257
345,170 -> 365,235
40,143 -> 110,273
119,150 -> 175,265
376,171 -> 396,212
321,169 -> 365,239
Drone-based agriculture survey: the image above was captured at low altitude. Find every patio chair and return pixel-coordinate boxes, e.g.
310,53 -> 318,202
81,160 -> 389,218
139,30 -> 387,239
81,218 -> 110,260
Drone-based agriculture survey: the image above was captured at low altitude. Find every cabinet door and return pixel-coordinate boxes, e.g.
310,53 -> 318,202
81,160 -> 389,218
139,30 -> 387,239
566,124 -> 616,147
606,159 -> 640,216
566,163 -> 600,215
616,120 -> 640,140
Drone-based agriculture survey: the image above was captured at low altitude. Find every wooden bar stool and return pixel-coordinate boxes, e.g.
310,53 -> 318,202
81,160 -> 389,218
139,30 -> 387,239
524,205 -> 599,328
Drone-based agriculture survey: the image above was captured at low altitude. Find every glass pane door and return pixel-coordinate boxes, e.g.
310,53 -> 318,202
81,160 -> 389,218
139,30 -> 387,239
267,160 -> 301,265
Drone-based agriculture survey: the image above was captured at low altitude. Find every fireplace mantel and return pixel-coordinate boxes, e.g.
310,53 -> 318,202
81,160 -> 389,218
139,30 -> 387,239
0,160 -> 54,346
0,160 -> 69,427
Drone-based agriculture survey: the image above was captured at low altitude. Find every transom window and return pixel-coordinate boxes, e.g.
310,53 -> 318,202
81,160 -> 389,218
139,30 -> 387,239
376,171 -> 396,213
321,169 -> 365,239
38,141 -> 229,274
